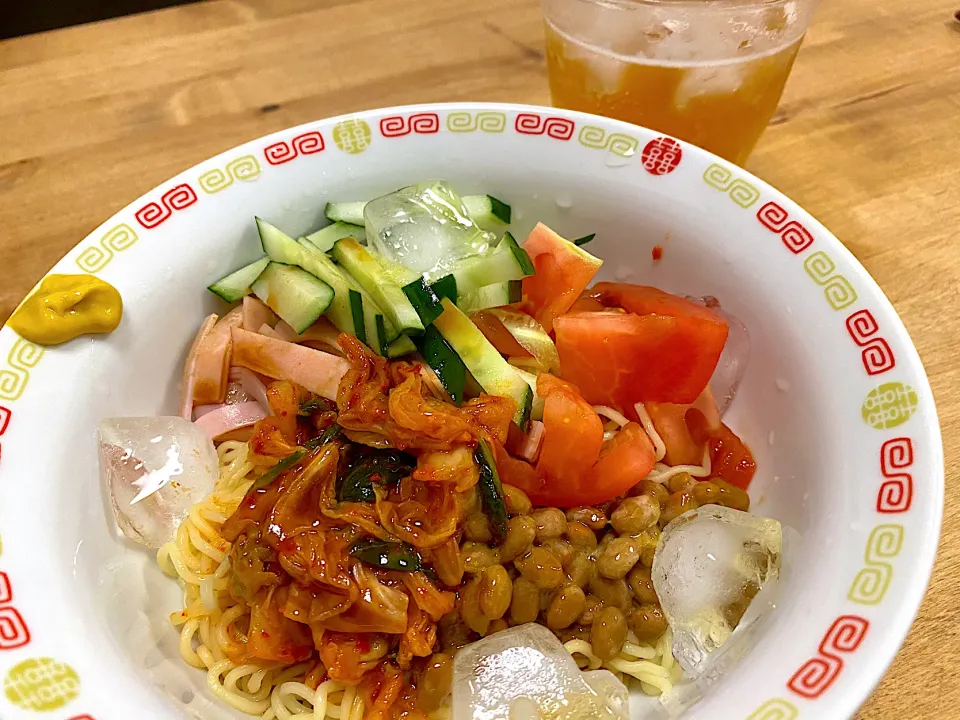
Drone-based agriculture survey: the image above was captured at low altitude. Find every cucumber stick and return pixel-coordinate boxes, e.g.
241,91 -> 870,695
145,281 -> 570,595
208,257 -> 270,302
374,253 -> 443,326
432,298 -> 532,429
303,222 -> 365,253
448,232 -> 533,296
463,195 -> 511,230
457,281 -> 522,312
251,263 -> 334,334
257,217 -> 304,264
415,326 -> 466,404
325,194 -> 511,231
296,239 -> 366,343
332,239 -> 425,336
299,238 -> 402,356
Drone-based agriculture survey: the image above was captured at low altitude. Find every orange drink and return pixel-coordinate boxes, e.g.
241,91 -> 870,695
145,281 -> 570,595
543,0 -> 819,166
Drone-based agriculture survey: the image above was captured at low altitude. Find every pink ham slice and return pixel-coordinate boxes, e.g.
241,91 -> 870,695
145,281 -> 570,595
275,318 -> 343,355
194,401 -> 268,442
257,323 -> 285,340
193,306 -> 245,406
243,296 -> 278,332
231,327 -> 350,400
180,314 -> 219,420
506,420 -> 545,463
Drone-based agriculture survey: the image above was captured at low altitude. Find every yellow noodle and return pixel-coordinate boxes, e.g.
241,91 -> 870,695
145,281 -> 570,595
164,432 -> 681,719
632,402 -> 667,463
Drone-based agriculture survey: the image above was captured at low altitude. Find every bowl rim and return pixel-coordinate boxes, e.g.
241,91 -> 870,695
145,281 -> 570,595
0,101 -> 944,720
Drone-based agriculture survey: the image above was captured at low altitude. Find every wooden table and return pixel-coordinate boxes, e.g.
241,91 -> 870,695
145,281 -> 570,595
0,0 -> 957,716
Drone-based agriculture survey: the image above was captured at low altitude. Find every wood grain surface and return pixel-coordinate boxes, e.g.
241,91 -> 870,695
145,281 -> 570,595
1,0 -> 958,716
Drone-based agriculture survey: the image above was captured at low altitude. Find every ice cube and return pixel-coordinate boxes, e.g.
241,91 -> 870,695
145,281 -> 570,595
651,506 -> 781,679
452,623 -> 630,720
99,417 -> 220,549
687,297 -> 750,415
364,180 -> 493,278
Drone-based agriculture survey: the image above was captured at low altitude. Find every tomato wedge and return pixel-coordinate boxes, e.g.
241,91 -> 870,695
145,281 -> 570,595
643,388 -> 721,465
536,374 -> 603,485
522,223 -> 602,332
554,286 -> 728,405
645,402 -> 702,466
686,409 -> 757,490
492,439 -> 543,497
572,423 -> 655,507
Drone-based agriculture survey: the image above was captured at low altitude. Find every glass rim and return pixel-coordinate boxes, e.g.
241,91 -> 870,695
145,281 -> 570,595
563,0 -> 807,10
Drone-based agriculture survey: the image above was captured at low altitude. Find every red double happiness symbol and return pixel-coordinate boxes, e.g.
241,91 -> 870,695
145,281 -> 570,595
379,113 -> 441,138
263,130 -> 326,165
756,201 -> 814,254
514,113 -> 575,140
787,615 -> 869,699
641,137 -> 682,176
0,571 -> 31,650
878,437 -> 913,513
845,309 -> 896,376
135,183 -> 198,229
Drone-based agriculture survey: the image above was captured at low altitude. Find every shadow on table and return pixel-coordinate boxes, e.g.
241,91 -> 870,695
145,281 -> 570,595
1,0 -> 199,40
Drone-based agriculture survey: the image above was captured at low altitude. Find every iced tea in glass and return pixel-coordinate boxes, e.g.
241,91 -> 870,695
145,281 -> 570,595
543,0 -> 818,165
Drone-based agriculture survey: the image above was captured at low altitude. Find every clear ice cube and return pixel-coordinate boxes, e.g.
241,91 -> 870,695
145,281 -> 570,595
688,296 -> 750,415
452,623 -> 630,720
364,180 -> 493,278
651,506 -> 781,679
99,417 -> 220,549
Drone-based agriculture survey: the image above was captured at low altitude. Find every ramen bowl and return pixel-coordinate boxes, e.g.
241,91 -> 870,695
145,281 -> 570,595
0,103 -> 942,720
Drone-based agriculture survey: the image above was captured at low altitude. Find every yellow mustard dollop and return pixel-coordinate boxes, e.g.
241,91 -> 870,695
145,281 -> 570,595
7,274 -> 123,345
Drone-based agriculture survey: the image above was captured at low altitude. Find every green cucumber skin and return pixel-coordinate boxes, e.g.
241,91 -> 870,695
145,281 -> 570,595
415,326 -> 466,405
208,257 -> 270,302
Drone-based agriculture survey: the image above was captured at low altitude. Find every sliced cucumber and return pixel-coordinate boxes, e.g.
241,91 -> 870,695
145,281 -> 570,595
332,239 -> 425,336
296,239 -> 365,342
448,232 -> 534,296
208,257 -> 270,303
374,253 -> 443,326
463,195 -> 511,230
325,201 -> 366,225
415,325 -> 466,405
326,194 -> 510,232
458,281 -> 522,312
475,439 -> 507,541
430,275 -> 458,303
432,298 -> 532,429
256,217 -> 304,265
250,262 -> 334,334
513,366 -> 544,421
304,222 -> 365,253
386,334 -> 417,358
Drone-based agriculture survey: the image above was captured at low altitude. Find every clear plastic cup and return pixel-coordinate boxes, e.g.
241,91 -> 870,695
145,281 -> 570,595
543,0 -> 820,165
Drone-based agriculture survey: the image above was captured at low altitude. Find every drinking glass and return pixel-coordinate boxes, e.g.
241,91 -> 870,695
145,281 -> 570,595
543,0 -> 819,165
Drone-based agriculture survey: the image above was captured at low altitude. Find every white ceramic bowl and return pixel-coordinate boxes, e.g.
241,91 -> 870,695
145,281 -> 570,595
0,103 -> 942,720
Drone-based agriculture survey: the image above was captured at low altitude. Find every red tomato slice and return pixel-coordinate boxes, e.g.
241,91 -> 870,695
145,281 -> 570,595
522,223 -> 603,332
555,285 -> 728,405
643,388 -> 721,465
568,295 -> 607,314
567,423 -> 655,507
492,440 -> 544,497
590,282 -> 726,325
707,423 -> 757,490
536,374 -> 603,485
645,402 -> 702,466
685,409 -> 756,490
